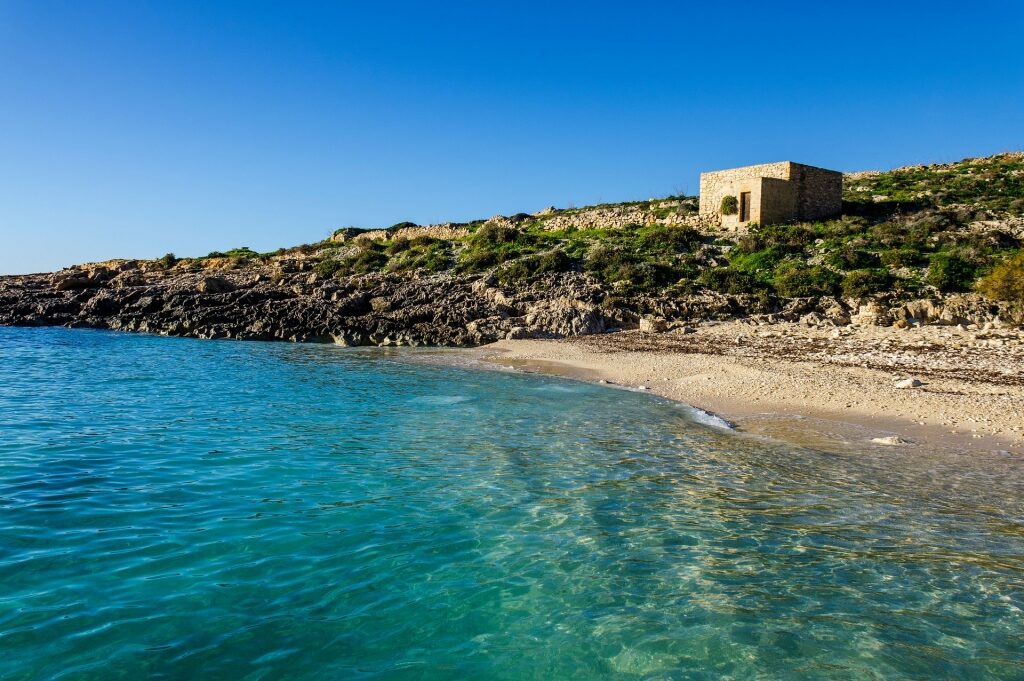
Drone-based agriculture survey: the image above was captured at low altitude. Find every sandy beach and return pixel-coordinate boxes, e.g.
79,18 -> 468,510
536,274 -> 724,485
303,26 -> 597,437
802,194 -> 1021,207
480,321 -> 1024,455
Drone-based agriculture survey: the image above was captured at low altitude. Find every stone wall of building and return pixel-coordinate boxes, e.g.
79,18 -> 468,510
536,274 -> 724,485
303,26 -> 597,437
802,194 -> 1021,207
758,176 -> 798,226
698,162 -> 842,231
790,163 -> 843,221
699,162 -> 791,228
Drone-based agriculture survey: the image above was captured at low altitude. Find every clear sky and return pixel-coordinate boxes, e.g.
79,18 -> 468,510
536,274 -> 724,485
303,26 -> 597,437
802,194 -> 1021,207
1,1 -> 1022,274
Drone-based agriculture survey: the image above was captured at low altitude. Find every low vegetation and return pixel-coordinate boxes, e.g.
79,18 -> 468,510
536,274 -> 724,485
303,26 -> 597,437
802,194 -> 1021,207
180,153 -> 1024,309
720,195 -> 738,216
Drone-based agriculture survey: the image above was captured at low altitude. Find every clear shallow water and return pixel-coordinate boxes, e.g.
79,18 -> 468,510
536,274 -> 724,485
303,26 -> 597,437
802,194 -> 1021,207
1,328 -> 1022,680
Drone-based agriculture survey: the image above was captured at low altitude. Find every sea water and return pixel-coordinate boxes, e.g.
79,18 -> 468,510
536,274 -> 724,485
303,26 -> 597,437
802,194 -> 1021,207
0,327 -> 1022,679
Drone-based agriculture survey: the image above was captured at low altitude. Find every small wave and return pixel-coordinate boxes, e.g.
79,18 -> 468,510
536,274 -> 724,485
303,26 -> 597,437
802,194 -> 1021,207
687,406 -> 734,430
410,395 -> 471,405
529,384 -> 583,394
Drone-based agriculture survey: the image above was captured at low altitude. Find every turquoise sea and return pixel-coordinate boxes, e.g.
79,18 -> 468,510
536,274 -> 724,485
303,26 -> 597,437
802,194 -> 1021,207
0,327 -> 1022,680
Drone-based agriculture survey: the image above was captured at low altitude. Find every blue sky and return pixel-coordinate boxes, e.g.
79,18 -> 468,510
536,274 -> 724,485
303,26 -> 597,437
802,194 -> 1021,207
1,1 -> 1022,274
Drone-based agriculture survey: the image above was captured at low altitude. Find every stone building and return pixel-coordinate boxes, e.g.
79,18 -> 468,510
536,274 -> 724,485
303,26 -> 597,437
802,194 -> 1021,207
698,161 -> 842,230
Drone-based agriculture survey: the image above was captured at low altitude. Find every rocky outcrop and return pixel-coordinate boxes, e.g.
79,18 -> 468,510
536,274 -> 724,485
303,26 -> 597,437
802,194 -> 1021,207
522,298 -> 606,337
2,261 -> 1016,346
0,263 -> 621,346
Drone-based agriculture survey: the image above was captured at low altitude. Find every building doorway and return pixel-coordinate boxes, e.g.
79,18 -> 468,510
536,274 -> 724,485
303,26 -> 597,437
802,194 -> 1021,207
739,192 -> 751,222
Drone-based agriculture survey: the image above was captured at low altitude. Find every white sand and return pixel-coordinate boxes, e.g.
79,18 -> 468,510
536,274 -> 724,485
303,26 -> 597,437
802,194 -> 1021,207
480,321 -> 1024,454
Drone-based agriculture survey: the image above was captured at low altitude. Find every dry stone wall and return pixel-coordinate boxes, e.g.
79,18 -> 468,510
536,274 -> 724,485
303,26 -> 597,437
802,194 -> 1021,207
331,198 -> 721,245
333,223 -> 471,244
533,200 -> 719,232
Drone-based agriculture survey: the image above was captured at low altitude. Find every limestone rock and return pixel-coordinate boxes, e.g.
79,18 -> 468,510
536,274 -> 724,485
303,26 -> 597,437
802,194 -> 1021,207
524,297 -> 606,337
639,316 -> 668,333
197,276 -> 234,294
850,301 -> 888,327
871,435 -> 911,446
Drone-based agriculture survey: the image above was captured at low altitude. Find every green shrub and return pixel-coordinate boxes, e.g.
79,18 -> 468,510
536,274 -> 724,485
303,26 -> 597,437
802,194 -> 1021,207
224,247 -> 257,259
584,245 -> 637,283
720,196 -> 738,215
458,223 -> 540,273
636,224 -> 703,253
842,269 -> 894,299
824,242 -> 880,270
459,248 -> 502,271
417,243 -> 450,272
470,223 -> 523,247
497,249 -> 572,283
156,253 -> 178,269
347,249 -> 389,274
696,267 -> 760,295
314,259 -> 343,278
495,260 -> 529,282
536,248 -> 571,273
583,245 -> 679,291
926,253 -> 976,292
868,221 -> 932,251
737,223 -> 816,254
409,235 -> 438,248
880,248 -> 922,268
960,229 -> 1019,252
772,263 -> 840,298
388,241 -> 450,273
729,247 -> 787,283
977,251 -> 1024,302
385,238 -> 411,255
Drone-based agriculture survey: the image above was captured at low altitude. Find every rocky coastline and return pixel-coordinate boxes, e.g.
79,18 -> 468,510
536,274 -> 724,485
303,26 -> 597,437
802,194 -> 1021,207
3,154 -> 1022,368
0,257 -> 1014,348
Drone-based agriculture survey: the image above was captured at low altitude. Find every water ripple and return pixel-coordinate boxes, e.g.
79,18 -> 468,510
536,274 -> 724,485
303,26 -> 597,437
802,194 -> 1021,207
0,327 -> 1022,679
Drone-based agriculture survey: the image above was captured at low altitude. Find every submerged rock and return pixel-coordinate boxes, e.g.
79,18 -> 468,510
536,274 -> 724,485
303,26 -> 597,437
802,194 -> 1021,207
871,435 -> 912,445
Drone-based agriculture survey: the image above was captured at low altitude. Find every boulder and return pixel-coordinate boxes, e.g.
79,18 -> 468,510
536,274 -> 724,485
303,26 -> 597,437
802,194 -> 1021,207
110,271 -> 145,288
850,301 -> 888,327
639,316 -> 668,333
524,298 -> 606,337
816,297 -> 851,325
197,276 -> 234,294
898,299 -> 941,326
51,267 -> 113,291
871,435 -> 911,446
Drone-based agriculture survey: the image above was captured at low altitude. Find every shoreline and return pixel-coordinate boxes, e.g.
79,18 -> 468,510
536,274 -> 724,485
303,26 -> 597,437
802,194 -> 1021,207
468,322 -> 1024,456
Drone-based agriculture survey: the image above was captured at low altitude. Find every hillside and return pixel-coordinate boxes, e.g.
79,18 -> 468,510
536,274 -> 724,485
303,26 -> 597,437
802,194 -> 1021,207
209,151 -> 1024,311
1,153 -> 1022,344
